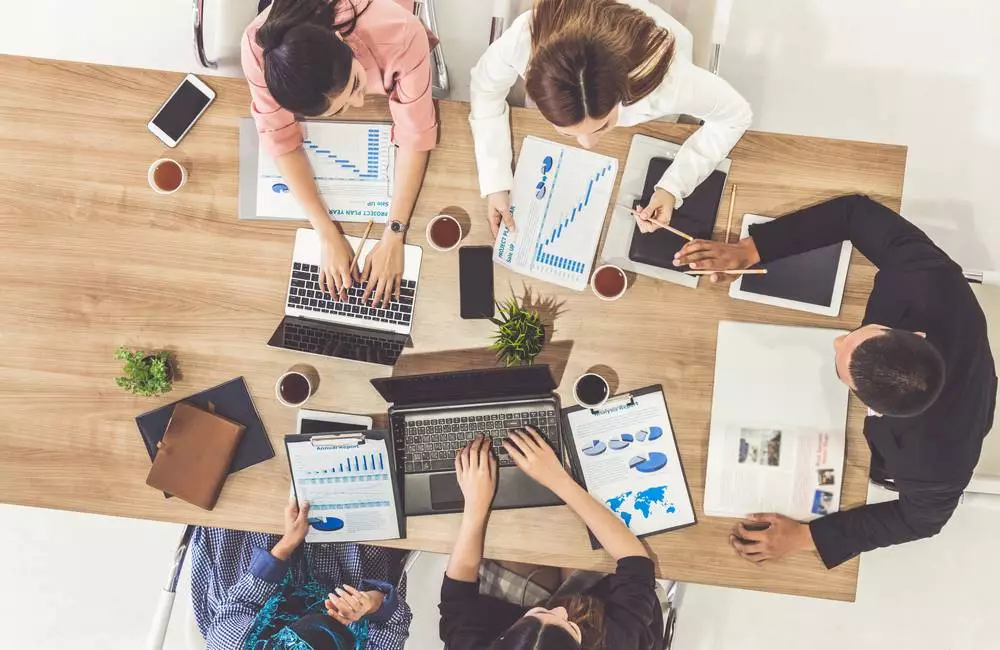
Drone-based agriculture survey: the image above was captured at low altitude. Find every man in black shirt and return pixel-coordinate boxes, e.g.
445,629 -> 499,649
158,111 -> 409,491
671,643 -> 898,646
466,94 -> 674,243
675,194 -> 997,568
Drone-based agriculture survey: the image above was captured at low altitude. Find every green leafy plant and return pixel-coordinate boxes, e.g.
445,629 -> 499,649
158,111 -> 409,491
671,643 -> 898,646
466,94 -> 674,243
490,296 -> 546,367
114,347 -> 173,397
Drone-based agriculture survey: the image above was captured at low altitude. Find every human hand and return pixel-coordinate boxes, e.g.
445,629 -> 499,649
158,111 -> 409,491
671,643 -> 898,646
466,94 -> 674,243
729,513 -> 816,565
503,427 -> 567,492
673,237 -> 761,283
318,229 -> 358,300
486,191 -> 516,240
272,497 -> 310,560
324,585 -> 384,625
361,235 -> 405,309
455,434 -> 498,517
635,188 -> 676,234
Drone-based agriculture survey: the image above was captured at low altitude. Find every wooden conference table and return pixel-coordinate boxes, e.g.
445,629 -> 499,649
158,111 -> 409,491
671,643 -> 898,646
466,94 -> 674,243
0,56 -> 906,602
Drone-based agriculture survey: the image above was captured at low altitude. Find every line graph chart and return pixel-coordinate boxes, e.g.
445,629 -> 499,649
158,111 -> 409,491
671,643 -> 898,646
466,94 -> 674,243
495,137 -> 618,290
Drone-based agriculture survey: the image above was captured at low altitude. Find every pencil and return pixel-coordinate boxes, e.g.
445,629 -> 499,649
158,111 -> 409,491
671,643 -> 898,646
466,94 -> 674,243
353,219 -> 375,273
725,184 -> 737,244
618,203 -> 695,241
684,269 -> 768,276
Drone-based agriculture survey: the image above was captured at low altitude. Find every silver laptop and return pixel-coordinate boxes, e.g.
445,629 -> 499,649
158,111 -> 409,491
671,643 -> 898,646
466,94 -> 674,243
267,228 -> 423,366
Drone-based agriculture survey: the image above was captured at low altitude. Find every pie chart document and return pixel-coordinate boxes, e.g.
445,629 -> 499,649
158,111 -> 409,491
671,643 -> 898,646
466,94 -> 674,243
563,386 -> 696,546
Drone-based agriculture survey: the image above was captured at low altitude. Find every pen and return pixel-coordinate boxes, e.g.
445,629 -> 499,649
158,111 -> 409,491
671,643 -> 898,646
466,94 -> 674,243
617,203 -> 694,241
353,219 -> 375,274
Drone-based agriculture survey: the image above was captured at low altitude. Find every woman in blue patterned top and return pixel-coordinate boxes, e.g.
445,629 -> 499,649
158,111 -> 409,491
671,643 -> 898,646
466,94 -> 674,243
191,498 -> 412,649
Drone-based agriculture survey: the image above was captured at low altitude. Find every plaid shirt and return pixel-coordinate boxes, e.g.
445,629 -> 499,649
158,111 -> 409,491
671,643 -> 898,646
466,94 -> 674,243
190,527 -> 412,649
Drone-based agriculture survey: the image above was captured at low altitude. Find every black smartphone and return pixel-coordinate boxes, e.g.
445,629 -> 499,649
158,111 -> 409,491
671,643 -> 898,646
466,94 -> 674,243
459,246 -> 495,319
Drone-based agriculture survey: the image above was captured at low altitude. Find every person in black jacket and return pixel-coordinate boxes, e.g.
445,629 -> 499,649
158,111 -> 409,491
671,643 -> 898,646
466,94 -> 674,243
674,194 -> 997,568
439,431 -> 662,650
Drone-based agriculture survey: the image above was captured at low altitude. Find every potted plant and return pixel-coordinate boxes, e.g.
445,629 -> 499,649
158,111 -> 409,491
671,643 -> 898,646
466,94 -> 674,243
114,346 -> 174,397
490,296 -> 546,367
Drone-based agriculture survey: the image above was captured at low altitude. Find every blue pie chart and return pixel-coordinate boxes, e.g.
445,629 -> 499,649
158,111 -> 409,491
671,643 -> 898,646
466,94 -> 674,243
620,433 -> 634,442
582,440 -> 607,456
648,426 -> 664,441
635,430 -> 648,442
609,438 -> 631,451
628,452 -> 668,473
309,517 -> 345,532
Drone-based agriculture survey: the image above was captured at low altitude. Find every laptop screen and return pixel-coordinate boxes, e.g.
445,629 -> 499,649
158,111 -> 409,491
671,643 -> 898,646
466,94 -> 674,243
268,317 -> 407,367
370,365 -> 557,406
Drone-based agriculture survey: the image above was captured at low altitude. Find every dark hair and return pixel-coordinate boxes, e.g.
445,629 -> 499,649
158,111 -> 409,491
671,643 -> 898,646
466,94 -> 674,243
525,0 -> 675,127
849,329 -> 946,417
256,0 -> 370,116
490,594 -> 607,650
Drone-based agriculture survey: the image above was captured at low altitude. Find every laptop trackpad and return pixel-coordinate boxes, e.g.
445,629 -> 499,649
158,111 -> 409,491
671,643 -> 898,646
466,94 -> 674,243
429,473 -> 465,511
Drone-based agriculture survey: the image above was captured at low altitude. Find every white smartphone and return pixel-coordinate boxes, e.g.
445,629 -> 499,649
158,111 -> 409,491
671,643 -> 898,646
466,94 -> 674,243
296,409 -> 373,435
147,74 -> 216,148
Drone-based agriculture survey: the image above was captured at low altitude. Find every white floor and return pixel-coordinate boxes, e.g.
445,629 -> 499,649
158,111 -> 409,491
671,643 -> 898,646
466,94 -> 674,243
2,0 -> 1000,648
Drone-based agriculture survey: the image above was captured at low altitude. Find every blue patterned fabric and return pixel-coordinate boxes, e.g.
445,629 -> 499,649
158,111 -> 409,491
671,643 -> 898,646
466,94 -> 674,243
190,527 -> 412,650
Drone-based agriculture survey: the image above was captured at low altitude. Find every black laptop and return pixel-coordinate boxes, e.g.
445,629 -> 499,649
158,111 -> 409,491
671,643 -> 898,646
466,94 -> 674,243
371,365 -> 565,515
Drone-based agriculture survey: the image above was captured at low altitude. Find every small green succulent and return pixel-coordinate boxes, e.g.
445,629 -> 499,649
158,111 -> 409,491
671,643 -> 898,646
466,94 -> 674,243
114,346 -> 173,397
490,296 -> 546,367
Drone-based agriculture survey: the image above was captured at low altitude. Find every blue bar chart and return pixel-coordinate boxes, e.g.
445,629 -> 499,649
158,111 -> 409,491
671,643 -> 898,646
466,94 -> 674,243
300,451 -> 389,484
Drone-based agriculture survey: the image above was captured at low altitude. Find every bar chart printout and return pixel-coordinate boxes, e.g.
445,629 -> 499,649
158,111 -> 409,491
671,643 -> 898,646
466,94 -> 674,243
495,136 -> 619,290
286,436 -> 400,542
257,121 -> 394,223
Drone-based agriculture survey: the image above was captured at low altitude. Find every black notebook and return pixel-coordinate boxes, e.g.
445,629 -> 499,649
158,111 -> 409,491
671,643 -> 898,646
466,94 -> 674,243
136,377 -> 275,498
628,157 -> 727,272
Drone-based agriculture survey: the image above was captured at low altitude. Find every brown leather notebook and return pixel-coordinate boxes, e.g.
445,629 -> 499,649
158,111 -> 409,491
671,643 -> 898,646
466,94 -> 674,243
145,401 -> 245,510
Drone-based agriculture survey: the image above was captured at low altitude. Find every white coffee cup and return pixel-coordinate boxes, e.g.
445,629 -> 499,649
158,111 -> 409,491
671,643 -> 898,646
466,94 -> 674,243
590,264 -> 628,301
426,214 -> 463,252
574,373 -> 610,409
148,158 -> 188,195
274,367 -> 316,407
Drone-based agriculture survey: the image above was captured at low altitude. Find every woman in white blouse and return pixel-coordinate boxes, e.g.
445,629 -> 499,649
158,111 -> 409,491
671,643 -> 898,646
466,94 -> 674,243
470,0 -> 752,238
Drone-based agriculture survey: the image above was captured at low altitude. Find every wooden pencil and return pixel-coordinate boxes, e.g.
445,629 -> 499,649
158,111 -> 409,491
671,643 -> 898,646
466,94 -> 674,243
353,219 -> 375,273
684,268 -> 768,276
725,184 -> 738,244
618,204 -> 695,241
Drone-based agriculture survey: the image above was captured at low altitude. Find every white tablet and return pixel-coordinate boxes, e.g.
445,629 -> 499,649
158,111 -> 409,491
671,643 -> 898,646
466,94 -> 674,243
729,214 -> 852,317
297,409 -> 373,435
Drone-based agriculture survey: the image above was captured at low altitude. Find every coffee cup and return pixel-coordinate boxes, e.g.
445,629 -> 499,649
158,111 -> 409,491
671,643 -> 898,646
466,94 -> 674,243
148,158 -> 187,195
275,365 -> 318,407
590,264 -> 627,301
574,372 -> 610,409
426,214 -> 463,252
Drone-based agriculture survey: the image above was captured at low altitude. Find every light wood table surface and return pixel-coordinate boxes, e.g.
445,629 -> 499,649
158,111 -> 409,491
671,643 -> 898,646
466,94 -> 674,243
0,56 -> 906,602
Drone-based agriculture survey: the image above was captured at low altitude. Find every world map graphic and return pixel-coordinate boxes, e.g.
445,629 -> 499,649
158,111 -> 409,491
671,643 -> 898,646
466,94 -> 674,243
606,486 -> 676,527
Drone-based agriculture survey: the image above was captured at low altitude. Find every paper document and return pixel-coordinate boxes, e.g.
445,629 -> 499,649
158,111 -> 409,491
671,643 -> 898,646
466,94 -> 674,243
704,321 -> 849,520
495,136 -> 618,290
287,435 -> 401,542
565,387 -> 696,540
257,121 -> 394,223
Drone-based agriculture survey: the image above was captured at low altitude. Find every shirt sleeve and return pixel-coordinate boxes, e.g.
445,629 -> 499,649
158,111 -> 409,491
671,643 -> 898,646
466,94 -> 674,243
748,194 -> 961,274
204,548 -> 289,650
438,575 -> 527,650
654,57 -> 752,208
602,556 -> 661,645
240,26 -> 304,158
469,11 -> 533,197
359,574 -> 412,650
809,479 -> 964,568
384,19 -> 438,151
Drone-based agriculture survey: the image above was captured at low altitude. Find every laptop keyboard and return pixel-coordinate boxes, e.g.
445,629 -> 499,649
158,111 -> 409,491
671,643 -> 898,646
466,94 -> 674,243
280,319 -> 404,360
393,404 -> 560,474
288,262 -> 415,327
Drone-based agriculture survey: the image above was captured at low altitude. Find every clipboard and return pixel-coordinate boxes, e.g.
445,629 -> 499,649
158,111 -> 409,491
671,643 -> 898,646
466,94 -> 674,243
284,428 -> 406,542
561,385 -> 697,549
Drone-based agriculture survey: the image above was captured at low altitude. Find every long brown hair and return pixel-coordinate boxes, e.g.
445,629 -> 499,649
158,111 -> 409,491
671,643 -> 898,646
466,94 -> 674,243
525,0 -> 675,127
489,594 -> 607,650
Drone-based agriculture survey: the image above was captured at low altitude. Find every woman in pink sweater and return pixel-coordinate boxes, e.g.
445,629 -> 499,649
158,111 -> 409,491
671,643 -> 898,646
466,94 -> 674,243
243,0 -> 437,306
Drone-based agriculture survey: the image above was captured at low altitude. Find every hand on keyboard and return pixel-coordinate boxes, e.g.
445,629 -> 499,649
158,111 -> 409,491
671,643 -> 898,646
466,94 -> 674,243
361,236 -> 405,309
455,435 -> 498,517
318,230 -> 358,300
504,427 -> 568,492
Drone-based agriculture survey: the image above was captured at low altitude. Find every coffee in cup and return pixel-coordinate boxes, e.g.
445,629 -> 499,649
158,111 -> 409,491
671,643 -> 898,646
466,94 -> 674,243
426,214 -> 463,252
148,158 -> 187,194
574,373 -> 610,408
591,264 -> 627,301
275,366 -> 317,407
